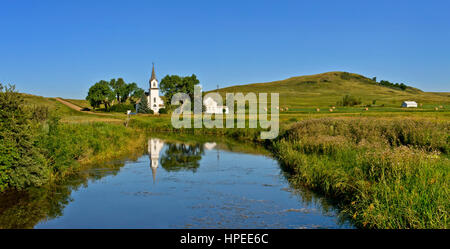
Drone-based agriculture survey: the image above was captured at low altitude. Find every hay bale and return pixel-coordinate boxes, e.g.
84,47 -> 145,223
329,108 -> 333,112
316,108 -> 320,112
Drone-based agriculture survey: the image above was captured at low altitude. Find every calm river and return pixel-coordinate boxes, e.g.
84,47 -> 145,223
0,136 -> 352,228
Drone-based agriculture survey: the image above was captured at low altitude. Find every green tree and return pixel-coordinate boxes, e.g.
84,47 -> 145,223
137,94 -> 153,114
107,78 -> 144,104
159,74 -> 200,108
86,80 -> 114,110
0,83 -> 48,191
126,82 -> 144,104
109,78 -> 126,103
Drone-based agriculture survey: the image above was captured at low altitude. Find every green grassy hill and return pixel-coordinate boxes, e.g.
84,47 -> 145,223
211,72 -> 450,109
19,93 -> 124,123
20,93 -> 80,116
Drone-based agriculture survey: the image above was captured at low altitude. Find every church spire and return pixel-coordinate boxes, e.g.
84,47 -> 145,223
150,63 -> 157,84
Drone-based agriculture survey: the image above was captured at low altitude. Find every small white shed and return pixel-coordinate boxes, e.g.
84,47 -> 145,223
204,97 -> 229,114
402,101 -> 418,108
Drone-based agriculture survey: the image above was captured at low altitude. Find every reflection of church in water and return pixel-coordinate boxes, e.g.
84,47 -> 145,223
148,139 -> 220,183
148,138 -> 164,183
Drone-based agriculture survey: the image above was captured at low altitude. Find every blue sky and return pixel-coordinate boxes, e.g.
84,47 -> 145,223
1,0 -> 449,98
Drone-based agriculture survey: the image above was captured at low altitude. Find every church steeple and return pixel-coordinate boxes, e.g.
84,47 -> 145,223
150,63 -> 157,85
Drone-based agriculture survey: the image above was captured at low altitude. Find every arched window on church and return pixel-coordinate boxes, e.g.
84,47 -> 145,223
154,97 -> 156,103
153,82 -> 156,87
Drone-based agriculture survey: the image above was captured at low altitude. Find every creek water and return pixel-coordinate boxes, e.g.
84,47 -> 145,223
0,136 -> 353,228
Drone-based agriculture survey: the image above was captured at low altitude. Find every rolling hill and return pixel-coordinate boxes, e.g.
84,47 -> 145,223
210,72 -> 450,109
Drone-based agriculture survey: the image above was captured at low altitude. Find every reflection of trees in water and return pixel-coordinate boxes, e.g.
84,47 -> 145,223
160,143 -> 204,172
0,161 -> 125,229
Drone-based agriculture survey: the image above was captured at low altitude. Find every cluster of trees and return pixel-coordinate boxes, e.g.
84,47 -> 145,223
372,77 -> 407,90
159,74 -> 200,109
86,78 -> 144,111
85,74 -> 201,113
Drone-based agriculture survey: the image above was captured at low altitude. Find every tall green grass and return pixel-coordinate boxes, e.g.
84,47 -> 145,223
273,118 -> 449,228
39,117 -> 146,179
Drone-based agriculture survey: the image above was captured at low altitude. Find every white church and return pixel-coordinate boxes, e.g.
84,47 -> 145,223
146,64 -> 165,113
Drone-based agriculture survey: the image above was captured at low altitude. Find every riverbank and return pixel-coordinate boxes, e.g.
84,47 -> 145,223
272,118 -> 449,229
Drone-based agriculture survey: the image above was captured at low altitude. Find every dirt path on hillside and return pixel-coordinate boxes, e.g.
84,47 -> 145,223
55,98 -> 114,116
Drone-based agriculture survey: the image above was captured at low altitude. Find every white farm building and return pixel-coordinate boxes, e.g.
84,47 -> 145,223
402,101 -> 418,108
203,96 -> 229,114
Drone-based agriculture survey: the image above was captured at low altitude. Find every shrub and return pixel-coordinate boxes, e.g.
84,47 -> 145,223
107,103 -> 134,113
0,84 -> 49,191
340,72 -> 352,80
158,108 -> 168,114
337,95 -> 362,107
29,105 -> 49,122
